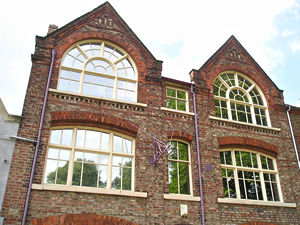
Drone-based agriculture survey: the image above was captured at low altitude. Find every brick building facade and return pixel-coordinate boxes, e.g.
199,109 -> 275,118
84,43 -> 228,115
1,2 -> 300,224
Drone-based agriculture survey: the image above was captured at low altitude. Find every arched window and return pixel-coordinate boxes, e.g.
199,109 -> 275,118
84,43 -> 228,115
58,40 -> 137,102
213,72 -> 270,126
168,140 -> 191,195
220,149 -> 281,202
44,127 -> 135,191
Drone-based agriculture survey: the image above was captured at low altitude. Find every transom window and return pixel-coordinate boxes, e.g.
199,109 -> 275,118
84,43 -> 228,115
44,128 -> 134,191
220,150 -> 281,202
168,141 -> 191,195
58,41 -> 137,102
213,72 -> 269,126
166,87 -> 188,112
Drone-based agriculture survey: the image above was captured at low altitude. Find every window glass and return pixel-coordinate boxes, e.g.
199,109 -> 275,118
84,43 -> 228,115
45,128 -> 134,191
166,88 -> 188,112
58,41 -> 137,102
168,141 -> 191,195
220,150 -> 280,202
213,72 -> 269,126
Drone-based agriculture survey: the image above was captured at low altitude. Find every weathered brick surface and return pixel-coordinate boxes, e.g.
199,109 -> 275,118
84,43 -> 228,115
1,3 -> 300,225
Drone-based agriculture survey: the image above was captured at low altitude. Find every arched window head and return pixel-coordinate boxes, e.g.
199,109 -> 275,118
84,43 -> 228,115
58,40 -> 138,102
213,72 -> 270,126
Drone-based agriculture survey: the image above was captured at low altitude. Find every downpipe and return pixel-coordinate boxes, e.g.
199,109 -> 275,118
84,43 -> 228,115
191,82 -> 206,225
22,49 -> 56,225
286,105 -> 300,170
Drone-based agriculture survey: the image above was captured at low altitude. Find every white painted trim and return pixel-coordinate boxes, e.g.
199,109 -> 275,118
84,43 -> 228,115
49,88 -> 147,107
209,116 -> 281,131
161,107 -> 194,116
218,198 -> 296,208
164,194 -> 201,201
32,184 -> 147,198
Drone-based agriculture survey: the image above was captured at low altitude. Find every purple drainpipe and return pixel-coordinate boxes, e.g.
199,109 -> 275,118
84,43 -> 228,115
22,49 -> 56,225
191,83 -> 206,225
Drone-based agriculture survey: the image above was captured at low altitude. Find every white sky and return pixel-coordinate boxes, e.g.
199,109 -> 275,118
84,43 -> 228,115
0,0 -> 299,115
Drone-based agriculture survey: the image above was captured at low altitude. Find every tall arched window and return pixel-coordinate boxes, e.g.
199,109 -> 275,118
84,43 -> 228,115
213,72 -> 270,126
58,40 -> 138,102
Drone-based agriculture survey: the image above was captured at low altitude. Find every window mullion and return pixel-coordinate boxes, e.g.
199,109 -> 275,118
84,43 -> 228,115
258,155 -> 267,201
67,128 -> 76,186
107,133 -> 113,189
234,73 -> 239,87
232,151 -> 240,199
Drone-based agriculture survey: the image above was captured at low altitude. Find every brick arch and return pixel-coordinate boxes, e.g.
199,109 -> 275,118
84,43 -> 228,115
54,31 -> 147,72
32,213 -> 138,225
217,136 -> 278,157
167,130 -> 193,143
51,111 -> 139,137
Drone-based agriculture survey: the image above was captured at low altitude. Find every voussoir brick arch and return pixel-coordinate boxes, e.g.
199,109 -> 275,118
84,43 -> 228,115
32,214 -> 138,225
217,136 -> 278,157
51,111 -> 139,137
167,130 -> 193,143
54,31 -> 148,72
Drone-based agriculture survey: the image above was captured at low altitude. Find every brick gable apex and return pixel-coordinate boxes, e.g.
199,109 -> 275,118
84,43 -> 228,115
193,35 -> 282,93
42,1 -> 158,62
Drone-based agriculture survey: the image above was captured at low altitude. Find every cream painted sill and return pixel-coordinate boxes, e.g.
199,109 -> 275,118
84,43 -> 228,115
161,107 -> 195,116
49,89 -> 148,108
32,184 -> 147,198
218,198 -> 296,208
209,116 -> 281,132
164,194 -> 200,201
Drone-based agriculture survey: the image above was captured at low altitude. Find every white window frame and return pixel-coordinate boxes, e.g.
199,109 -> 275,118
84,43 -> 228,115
167,140 -> 193,196
57,40 -> 138,102
43,127 -> 136,192
213,72 -> 271,127
165,87 -> 189,112
220,149 -> 283,203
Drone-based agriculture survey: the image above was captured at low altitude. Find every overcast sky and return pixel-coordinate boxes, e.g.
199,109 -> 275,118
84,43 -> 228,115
0,0 -> 299,115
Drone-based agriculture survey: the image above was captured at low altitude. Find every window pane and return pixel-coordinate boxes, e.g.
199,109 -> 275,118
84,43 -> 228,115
111,167 -> 121,189
265,182 -> 273,201
177,91 -> 186,99
220,152 -> 225,164
100,155 -> 109,165
84,152 -> 99,164
235,151 -> 241,166
82,163 -> 98,187
168,142 -> 177,159
61,129 -> 73,146
241,152 -> 251,167
272,183 -> 280,201
166,99 -> 176,109
44,159 -> 57,184
179,162 -> 190,194
56,161 -> 69,185
76,129 -> 85,148
98,165 -> 107,188
113,136 -> 123,152
252,153 -> 258,168
257,181 -> 263,200
59,150 -> 70,160
85,130 -> 100,149
72,162 -> 82,186
112,156 -> 122,166
223,178 -> 229,197
101,132 -> 109,150
179,143 -> 188,161
50,130 -> 61,144
228,177 -> 236,198
267,158 -> 274,170
261,156 -> 267,169
177,100 -> 186,111
122,168 -> 132,190
239,180 -> 246,199
224,151 -> 232,165
167,88 -> 176,97
124,139 -> 132,154
168,161 -> 178,194
245,180 -> 257,200
48,148 -> 59,159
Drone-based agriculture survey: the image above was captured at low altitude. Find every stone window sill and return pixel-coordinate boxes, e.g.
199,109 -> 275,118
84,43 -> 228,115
164,194 -> 200,201
32,184 -> 147,198
218,198 -> 296,208
161,107 -> 195,116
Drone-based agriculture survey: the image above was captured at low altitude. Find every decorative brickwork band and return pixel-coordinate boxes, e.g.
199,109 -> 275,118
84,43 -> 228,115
51,111 -> 139,137
32,214 -> 138,225
217,136 -> 278,157
167,130 -> 193,142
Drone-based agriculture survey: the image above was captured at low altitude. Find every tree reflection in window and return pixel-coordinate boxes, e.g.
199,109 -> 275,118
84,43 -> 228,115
168,141 -> 190,195
220,150 -> 280,202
